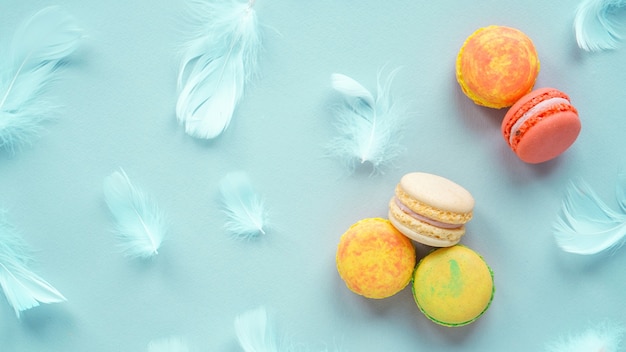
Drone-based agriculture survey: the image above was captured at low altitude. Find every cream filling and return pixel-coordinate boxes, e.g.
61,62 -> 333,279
394,197 -> 462,229
509,97 -> 570,145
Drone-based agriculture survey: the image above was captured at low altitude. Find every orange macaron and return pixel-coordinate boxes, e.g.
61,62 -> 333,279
501,87 -> 581,163
336,218 -> 416,299
456,25 -> 540,109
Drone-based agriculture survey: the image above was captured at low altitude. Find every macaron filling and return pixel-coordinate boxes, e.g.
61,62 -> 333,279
508,97 -> 571,145
393,197 -> 462,230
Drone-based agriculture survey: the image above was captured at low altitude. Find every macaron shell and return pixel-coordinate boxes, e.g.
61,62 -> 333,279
456,25 -> 540,108
398,172 -> 475,218
514,110 -> 581,163
336,218 -> 416,299
412,245 -> 494,327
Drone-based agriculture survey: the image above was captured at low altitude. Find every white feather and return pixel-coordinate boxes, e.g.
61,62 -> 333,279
545,321 -> 625,352
574,0 -> 626,52
0,6 -> 82,151
103,169 -> 168,259
219,171 -> 267,239
235,306 -> 279,352
553,177 -> 626,255
327,68 -> 406,173
0,211 -> 66,318
177,0 -> 261,139
148,336 -> 189,352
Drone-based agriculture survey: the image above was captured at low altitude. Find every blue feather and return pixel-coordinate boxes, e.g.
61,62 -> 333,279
553,174 -> 626,255
574,0 -> 626,52
327,68 -> 406,174
148,336 -> 189,352
177,0 -> 262,139
234,306 -> 279,352
219,172 -> 267,239
0,6 -> 82,151
545,321 -> 625,352
103,169 -> 168,259
0,211 -> 66,318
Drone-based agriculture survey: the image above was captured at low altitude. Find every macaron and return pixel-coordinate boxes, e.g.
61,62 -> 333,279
412,245 -> 494,327
388,172 -> 474,247
501,87 -> 581,164
456,25 -> 540,108
336,218 -> 416,299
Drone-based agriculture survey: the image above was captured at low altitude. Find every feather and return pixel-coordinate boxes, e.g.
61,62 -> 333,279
219,171 -> 267,239
0,6 -> 82,151
176,0 -> 261,139
234,306 -> 279,352
327,68 -> 406,173
553,177 -> 626,255
574,0 -> 626,52
545,321 -> 625,352
103,168 -> 168,259
0,211 -> 66,318
148,336 -> 189,352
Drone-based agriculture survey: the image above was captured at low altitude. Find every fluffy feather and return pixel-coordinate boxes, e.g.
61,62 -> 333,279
545,321 -> 625,352
553,176 -> 626,255
234,306 -> 278,352
0,211 -> 66,318
327,68 -> 406,173
148,336 -> 189,352
0,6 -> 82,151
574,0 -> 626,52
219,171 -> 267,239
103,169 -> 168,259
176,0 -> 261,139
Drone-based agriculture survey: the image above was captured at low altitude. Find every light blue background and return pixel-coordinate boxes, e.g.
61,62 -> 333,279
1,0 -> 626,351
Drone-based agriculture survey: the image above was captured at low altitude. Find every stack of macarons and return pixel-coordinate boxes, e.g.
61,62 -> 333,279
456,25 -> 581,164
336,171 -> 495,327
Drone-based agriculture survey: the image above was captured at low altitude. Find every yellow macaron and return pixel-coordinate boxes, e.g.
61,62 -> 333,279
412,245 -> 494,327
456,25 -> 540,109
336,218 -> 416,299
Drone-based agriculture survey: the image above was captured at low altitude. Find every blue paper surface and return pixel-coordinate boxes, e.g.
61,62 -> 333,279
1,0 -> 626,350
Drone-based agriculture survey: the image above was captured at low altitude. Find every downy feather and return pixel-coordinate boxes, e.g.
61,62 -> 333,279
553,176 -> 626,255
0,211 -> 66,318
219,171 -> 267,239
574,0 -> 626,51
103,169 -> 168,259
0,6 -> 82,151
235,306 -> 279,352
177,0 -> 261,139
545,321 -> 625,352
327,68 -> 406,173
148,336 -> 189,352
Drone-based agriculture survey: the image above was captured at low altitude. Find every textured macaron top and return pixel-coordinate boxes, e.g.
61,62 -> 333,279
501,87 -> 581,163
456,25 -> 540,108
336,218 -> 416,299
397,172 -> 474,224
412,245 -> 494,327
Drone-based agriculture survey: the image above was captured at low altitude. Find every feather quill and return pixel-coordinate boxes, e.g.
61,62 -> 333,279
553,175 -> 626,255
176,0 -> 261,139
0,211 -> 66,318
0,6 -> 82,151
327,68 -> 406,173
103,169 -> 168,259
235,306 -> 279,352
574,0 -> 626,52
219,171 -> 267,239
545,321 -> 625,352
148,336 -> 189,352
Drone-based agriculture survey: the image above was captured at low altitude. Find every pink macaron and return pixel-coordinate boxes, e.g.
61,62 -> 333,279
501,87 -> 581,164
